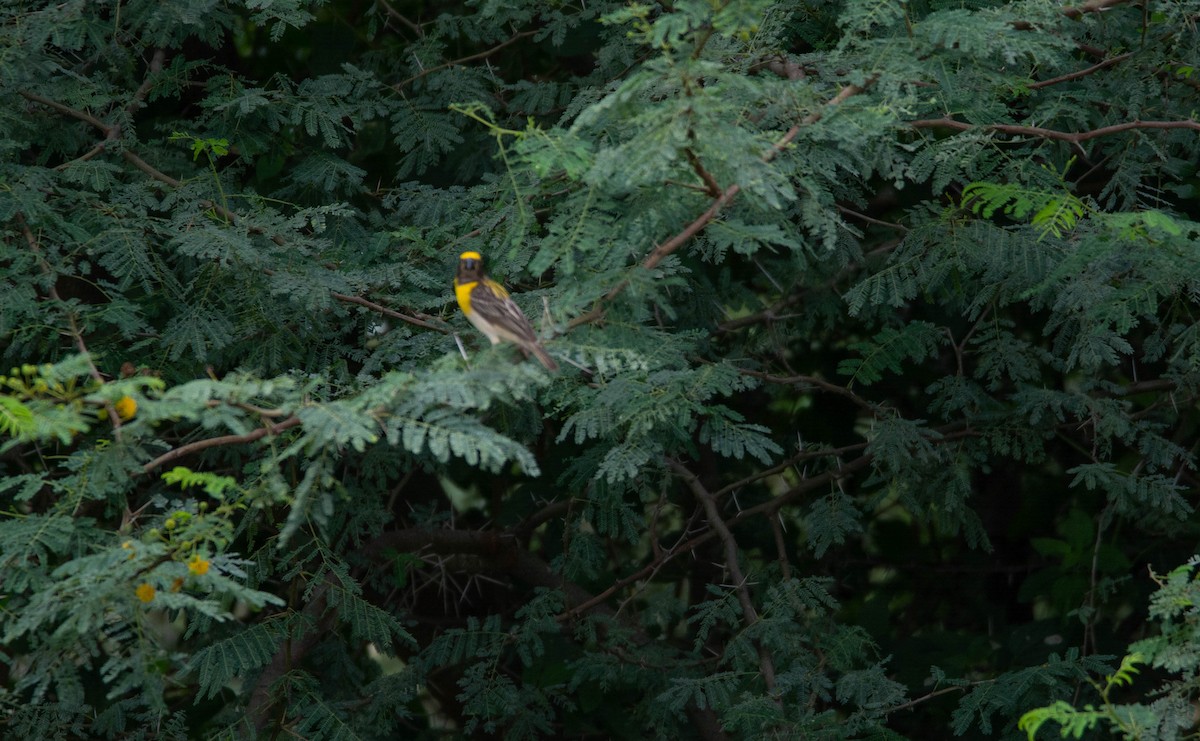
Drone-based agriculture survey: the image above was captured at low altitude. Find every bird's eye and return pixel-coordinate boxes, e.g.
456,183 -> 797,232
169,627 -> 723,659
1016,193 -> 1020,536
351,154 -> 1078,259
463,258 -> 477,269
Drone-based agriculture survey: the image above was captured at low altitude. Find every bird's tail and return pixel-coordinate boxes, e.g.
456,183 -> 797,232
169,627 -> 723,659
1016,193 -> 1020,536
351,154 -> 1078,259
528,342 -> 559,371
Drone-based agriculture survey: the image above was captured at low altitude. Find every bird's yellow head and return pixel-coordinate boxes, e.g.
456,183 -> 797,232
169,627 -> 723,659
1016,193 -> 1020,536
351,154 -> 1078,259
457,251 -> 484,284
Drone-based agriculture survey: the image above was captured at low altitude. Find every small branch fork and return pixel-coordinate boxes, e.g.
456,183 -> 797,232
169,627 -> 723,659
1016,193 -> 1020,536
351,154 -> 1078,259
570,82 -> 868,329
667,458 -> 779,697
14,213 -> 124,434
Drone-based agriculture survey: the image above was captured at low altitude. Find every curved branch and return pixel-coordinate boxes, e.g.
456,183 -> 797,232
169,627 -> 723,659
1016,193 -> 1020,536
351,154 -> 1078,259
141,416 -> 301,474
393,30 -> 538,90
19,90 -> 108,129
1027,51 -> 1134,90
667,458 -> 778,694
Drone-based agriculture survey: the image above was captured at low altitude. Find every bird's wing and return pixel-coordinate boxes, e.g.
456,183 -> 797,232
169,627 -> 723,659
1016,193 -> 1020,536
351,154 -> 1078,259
469,281 -> 539,345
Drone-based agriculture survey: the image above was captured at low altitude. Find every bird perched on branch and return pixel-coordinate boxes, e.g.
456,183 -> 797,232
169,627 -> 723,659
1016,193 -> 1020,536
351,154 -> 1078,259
454,251 -> 558,371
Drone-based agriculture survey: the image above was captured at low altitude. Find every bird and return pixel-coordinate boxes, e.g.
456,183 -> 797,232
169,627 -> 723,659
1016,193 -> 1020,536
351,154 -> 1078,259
454,250 -> 558,371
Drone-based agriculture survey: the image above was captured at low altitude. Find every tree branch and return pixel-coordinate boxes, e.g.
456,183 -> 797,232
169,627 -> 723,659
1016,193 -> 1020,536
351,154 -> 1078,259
247,572 -> 337,730
19,90 -> 108,129
1061,0 -> 1130,19
126,48 -> 166,115
15,213 -> 123,432
329,291 -> 450,333
377,0 -> 424,36
558,451 -> 872,622
741,369 -> 883,415
1027,51 -> 1134,90
393,29 -> 538,90
643,83 -> 866,275
910,117 -> 1200,144
667,458 -> 778,695
570,83 -> 868,329
835,203 -> 908,232
141,416 -> 302,474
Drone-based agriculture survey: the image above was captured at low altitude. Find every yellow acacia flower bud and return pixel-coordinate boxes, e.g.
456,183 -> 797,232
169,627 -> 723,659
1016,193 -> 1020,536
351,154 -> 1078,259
135,583 -> 156,603
114,396 -> 137,420
187,554 -> 210,576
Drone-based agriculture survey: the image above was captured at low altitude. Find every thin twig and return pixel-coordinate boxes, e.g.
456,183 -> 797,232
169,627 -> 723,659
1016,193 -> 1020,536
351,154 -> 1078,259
835,203 -> 908,232
741,369 -> 882,415
715,240 -> 901,334
910,117 -> 1200,144
886,684 -> 971,713
555,460 -> 863,622
15,213 -> 123,432
713,441 -> 870,499
377,0 -> 423,36
1027,51 -> 1134,90
141,416 -> 302,474
771,515 -> 792,581
330,291 -> 450,333
667,458 -> 778,695
393,30 -> 538,90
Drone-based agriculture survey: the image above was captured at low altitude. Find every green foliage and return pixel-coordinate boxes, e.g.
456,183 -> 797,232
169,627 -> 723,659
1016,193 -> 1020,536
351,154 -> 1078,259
838,322 -> 946,386
962,170 -> 1088,240
1017,652 -> 1175,740
5,0 -> 1200,737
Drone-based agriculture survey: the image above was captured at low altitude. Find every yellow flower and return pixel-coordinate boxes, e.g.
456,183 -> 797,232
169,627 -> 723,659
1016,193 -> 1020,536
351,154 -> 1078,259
187,554 -> 210,576
135,583 -> 156,603
114,395 -> 137,420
